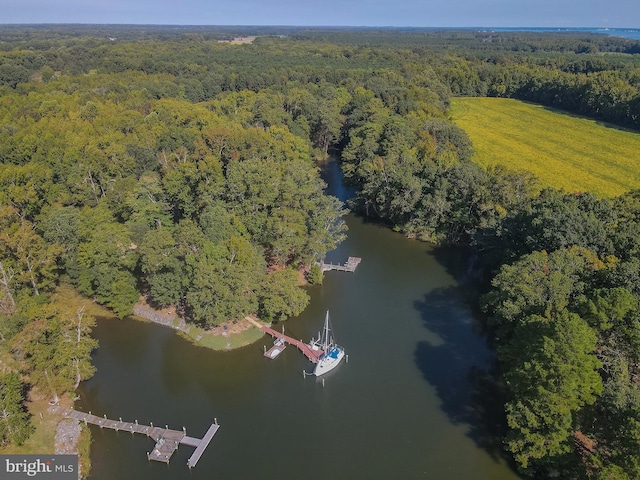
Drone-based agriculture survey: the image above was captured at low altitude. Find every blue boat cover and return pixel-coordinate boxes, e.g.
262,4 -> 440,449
328,347 -> 340,359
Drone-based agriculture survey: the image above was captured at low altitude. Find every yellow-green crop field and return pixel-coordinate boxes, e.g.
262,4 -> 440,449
450,97 -> 640,197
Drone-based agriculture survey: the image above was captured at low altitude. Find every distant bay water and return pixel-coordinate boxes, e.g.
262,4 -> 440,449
488,27 -> 640,40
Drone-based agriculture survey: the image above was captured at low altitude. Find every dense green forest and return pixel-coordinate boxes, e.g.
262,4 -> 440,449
1,26 -> 640,480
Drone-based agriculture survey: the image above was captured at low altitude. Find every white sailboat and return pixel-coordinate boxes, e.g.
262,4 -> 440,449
309,311 -> 345,376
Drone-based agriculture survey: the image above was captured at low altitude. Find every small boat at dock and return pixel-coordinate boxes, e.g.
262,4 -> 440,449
264,334 -> 287,359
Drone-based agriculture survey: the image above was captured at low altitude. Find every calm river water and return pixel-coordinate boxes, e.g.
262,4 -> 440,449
78,161 -> 522,479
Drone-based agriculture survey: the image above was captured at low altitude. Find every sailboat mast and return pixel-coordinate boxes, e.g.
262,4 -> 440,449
323,311 -> 330,350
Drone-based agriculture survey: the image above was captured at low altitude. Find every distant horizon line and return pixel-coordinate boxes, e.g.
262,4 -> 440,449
0,23 -> 638,30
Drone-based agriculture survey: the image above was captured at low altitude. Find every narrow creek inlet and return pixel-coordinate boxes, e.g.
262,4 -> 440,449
77,160 -> 522,479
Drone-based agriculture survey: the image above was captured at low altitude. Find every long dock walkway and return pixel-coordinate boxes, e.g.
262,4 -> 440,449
51,406 -> 219,468
246,317 -> 323,363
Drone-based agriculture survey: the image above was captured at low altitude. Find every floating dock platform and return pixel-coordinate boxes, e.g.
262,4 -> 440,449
317,256 -> 361,273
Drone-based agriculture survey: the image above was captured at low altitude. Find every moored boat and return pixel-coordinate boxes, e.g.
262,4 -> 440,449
310,311 -> 345,376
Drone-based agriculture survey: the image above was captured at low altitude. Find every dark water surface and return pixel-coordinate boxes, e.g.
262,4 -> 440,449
78,161 -> 522,479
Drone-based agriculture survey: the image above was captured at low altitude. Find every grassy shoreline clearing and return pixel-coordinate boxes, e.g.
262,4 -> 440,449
450,97 -> 640,197
130,301 -> 266,351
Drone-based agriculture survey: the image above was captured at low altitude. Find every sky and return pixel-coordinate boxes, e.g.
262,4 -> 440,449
0,0 -> 638,28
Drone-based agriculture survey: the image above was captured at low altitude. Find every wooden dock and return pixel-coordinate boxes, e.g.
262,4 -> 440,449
318,256 -> 361,273
51,406 -> 219,468
246,317 -> 323,363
